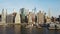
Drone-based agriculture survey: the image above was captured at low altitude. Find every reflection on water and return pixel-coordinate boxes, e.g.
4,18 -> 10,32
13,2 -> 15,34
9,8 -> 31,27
21,25 -> 43,34
15,25 -> 21,34
0,26 -> 4,34
0,25 -> 21,34
0,25 -> 60,34
6,25 -> 15,34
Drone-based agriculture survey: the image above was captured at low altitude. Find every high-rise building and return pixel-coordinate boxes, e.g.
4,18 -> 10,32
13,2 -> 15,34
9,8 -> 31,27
2,9 -> 7,23
6,9 -> 16,23
20,8 -> 27,23
46,16 -> 51,24
27,12 -> 32,24
37,11 -> 44,24
46,9 -> 51,24
15,9 -> 21,24
20,8 -> 26,16
48,9 -> 51,18
6,14 -> 14,23
15,12 -> 21,24
32,8 -> 36,24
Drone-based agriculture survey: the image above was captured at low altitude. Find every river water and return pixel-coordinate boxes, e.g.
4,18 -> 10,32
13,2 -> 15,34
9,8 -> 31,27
0,24 -> 60,34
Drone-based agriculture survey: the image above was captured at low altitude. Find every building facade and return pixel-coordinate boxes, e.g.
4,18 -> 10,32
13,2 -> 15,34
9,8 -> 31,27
15,12 -> 21,24
37,11 -> 44,24
2,9 -> 7,23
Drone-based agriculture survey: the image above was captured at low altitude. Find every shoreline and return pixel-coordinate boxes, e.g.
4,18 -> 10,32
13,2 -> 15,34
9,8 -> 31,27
0,23 -> 60,30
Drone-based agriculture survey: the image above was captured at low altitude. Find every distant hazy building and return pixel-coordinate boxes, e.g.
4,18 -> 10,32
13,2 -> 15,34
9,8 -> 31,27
46,9 -> 51,24
2,9 -> 7,23
37,11 -> 44,24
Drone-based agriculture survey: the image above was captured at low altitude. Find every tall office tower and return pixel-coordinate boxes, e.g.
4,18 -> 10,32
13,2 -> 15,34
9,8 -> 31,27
15,12 -> 21,24
2,9 -> 7,23
6,14 -> 14,23
12,9 -> 16,23
32,8 -> 36,24
20,8 -> 26,23
14,9 -> 21,24
13,9 -> 21,24
28,12 -> 32,25
32,8 -> 36,14
48,9 -> 51,18
6,9 -> 16,23
46,9 -> 51,24
20,8 -> 29,16
20,8 -> 26,16
37,11 -> 44,24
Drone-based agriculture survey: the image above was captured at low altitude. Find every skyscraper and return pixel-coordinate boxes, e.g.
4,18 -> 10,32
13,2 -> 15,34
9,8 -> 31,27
15,12 -> 21,24
48,8 -> 51,18
32,8 -> 36,24
6,14 -> 14,23
28,12 -> 32,24
20,8 -> 26,23
46,9 -> 51,24
2,9 -> 7,23
37,11 -> 44,24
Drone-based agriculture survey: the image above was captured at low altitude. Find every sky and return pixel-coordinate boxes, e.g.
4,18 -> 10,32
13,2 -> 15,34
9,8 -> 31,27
0,0 -> 60,17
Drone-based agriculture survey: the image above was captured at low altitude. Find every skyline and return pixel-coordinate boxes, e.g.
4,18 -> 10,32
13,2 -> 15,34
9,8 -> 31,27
0,0 -> 60,17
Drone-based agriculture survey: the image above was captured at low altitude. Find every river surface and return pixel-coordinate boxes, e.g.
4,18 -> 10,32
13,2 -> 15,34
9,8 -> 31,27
0,24 -> 60,34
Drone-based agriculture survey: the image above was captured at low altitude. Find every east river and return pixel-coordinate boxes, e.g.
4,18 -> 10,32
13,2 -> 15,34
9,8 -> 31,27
0,24 -> 60,34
